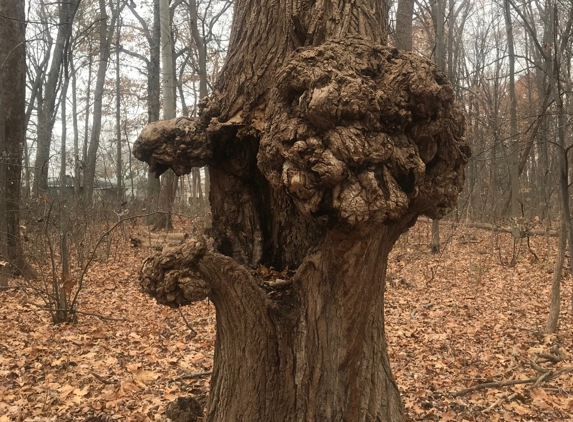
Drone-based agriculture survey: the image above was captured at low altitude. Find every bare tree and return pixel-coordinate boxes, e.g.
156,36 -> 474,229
510,0 -> 573,330
504,0 -> 521,253
83,0 -> 124,203
32,0 -> 80,196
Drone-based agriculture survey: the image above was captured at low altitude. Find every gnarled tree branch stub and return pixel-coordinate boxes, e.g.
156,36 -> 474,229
133,116 -> 213,177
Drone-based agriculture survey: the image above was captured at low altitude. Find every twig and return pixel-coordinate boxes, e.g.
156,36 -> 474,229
537,353 -> 563,364
172,371 -> 212,382
178,306 -> 197,335
453,377 -> 539,396
484,392 -> 517,413
90,372 -> 115,385
529,360 -> 550,374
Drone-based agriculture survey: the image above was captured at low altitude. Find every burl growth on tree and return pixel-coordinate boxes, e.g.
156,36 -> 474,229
134,37 -> 469,421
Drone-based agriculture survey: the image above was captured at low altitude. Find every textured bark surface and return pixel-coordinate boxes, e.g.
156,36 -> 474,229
214,0 -> 387,121
134,1 -> 468,420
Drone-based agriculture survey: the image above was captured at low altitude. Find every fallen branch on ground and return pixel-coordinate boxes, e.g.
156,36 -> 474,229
172,371 -> 212,382
453,367 -> 573,396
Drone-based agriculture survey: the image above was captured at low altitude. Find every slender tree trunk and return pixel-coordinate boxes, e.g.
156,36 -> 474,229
144,0 -> 161,222
189,0 -> 210,217
115,11 -> 123,202
395,0 -> 415,51
81,43 -> 93,196
0,87 -> 8,288
23,52 -> 50,199
60,59 -> 69,198
84,0 -> 120,203
546,218 -> 566,333
504,0 -> 521,248
430,0 -> 446,254
154,0 -> 177,230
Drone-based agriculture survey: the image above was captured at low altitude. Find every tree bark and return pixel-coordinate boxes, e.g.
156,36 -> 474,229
188,0 -> 211,217
146,0 -> 161,224
126,0 -> 161,220
430,0 -> 446,254
546,219 -> 565,333
142,225 -> 407,420
134,0 -> 469,420
115,10 -> 123,203
153,0 -> 178,231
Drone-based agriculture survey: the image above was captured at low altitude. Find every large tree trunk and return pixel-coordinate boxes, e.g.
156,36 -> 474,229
134,0 -> 469,420
0,0 -> 36,280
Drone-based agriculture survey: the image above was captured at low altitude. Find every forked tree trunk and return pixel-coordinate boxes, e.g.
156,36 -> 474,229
33,0 -> 79,196
135,0 -> 468,420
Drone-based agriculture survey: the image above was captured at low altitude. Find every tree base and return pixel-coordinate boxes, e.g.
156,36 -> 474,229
140,225 -> 411,421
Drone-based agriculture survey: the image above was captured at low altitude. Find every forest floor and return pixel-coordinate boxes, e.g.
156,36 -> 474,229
1,218 -> 573,421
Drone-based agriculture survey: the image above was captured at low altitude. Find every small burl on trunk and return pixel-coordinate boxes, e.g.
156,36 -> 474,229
133,1 -> 469,421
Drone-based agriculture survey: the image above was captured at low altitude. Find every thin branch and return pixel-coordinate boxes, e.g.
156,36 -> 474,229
178,306 -> 197,335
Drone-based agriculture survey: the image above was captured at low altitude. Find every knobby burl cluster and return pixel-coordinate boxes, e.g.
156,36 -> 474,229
139,237 -> 210,306
258,37 -> 470,229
